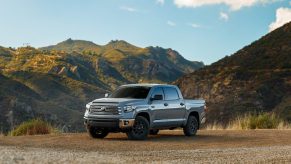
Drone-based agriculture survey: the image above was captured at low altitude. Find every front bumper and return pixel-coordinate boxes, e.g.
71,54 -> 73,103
84,117 -> 135,129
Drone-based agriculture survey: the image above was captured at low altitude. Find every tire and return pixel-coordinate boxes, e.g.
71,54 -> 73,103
149,129 -> 159,135
126,116 -> 149,140
183,115 -> 198,136
87,127 -> 109,139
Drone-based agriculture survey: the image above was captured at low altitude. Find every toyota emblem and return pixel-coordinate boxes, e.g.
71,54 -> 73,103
101,106 -> 106,111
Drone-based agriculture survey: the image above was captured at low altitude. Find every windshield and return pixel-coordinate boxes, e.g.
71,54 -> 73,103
109,86 -> 151,99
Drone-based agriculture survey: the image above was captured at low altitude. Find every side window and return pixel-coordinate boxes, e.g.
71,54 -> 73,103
163,87 -> 179,100
151,87 -> 164,100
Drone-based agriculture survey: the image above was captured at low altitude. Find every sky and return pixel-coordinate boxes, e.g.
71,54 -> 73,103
0,0 -> 291,64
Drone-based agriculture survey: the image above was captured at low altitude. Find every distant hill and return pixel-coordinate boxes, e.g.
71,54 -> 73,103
0,41 -> 204,132
175,22 -> 291,124
42,38 -> 102,53
41,39 -> 204,87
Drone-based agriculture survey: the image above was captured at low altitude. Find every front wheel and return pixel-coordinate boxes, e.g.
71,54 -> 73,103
183,116 -> 198,136
87,127 -> 109,139
126,116 -> 149,140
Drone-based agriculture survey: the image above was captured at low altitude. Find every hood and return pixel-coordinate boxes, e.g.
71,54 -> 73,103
92,98 -> 146,106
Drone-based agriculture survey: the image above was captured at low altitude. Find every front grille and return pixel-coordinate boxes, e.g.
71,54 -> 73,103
89,105 -> 120,115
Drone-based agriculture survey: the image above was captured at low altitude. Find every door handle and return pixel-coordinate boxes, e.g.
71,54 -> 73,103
180,103 -> 185,106
164,103 -> 168,106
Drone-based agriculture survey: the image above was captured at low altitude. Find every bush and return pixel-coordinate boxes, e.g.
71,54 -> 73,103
10,119 -> 55,136
205,113 -> 290,130
254,113 -> 280,129
229,113 -> 283,130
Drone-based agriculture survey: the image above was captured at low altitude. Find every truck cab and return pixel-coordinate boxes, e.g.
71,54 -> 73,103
84,84 -> 206,140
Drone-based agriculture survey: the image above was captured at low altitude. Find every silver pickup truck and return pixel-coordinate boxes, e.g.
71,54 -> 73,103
84,84 -> 206,140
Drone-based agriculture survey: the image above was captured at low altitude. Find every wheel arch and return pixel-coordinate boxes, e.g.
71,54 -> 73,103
136,112 -> 151,123
188,111 -> 200,129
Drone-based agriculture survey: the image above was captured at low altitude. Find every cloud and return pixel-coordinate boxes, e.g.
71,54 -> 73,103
120,6 -> 138,12
269,7 -> 291,31
189,23 -> 202,28
173,0 -> 280,11
220,12 -> 229,21
167,21 -> 176,26
156,0 -> 165,5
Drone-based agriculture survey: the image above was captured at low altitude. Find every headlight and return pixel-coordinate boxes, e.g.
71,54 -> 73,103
86,103 -> 92,110
123,105 -> 136,112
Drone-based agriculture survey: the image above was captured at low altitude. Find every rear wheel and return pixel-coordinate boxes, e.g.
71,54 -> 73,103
126,116 -> 149,140
87,127 -> 109,139
149,129 -> 159,135
183,116 -> 198,136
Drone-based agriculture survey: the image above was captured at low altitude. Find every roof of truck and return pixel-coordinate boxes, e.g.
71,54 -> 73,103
121,83 -> 177,87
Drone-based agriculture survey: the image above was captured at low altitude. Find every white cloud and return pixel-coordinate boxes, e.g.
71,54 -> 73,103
174,0 -> 280,11
167,20 -> 176,26
156,0 -> 165,5
220,12 -> 229,21
269,7 -> 291,31
189,23 -> 201,28
120,6 -> 138,12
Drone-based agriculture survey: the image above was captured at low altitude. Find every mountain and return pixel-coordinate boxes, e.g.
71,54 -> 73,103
175,22 -> 291,124
42,38 -> 102,53
41,39 -> 204,87
0,41 -> 204,132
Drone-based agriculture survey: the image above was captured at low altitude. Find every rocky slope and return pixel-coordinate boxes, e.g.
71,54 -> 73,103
175,22 -> 291,124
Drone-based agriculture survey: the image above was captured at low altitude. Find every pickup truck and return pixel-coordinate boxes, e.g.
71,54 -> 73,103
84,84 -> 206,140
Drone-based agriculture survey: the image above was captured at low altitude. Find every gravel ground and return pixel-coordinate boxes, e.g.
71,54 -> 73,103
1,130 -> 291,163
1,145 -> 290,164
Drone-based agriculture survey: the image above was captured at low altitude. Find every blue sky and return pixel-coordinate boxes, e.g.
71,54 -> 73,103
0,0 -> 291,64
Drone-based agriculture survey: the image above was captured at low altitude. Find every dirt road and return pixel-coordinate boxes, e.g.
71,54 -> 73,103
0,130 -> 291,163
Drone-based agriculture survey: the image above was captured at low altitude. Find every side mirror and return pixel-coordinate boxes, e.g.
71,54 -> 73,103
105,93 -> 109,98
150,94 -> 163,101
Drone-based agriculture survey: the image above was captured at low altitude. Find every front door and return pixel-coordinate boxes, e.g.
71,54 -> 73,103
149,87 -> 166,127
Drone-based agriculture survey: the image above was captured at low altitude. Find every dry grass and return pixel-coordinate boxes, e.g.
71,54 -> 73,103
9,119 -> 57,136
277,121 -> 291,129
205,122 -> 225,130
205,113 -> 291,130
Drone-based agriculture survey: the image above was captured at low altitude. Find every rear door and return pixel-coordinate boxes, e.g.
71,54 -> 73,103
161,87 -> 186,126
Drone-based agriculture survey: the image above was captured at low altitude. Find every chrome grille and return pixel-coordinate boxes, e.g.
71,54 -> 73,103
89,105 -> 120,115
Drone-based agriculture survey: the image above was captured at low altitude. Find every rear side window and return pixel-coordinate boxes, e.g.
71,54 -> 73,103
163,87 -> 179,100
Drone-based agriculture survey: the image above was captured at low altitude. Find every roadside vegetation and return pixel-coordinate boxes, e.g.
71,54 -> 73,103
205,113 -> 291,130
9,119 -> 57,136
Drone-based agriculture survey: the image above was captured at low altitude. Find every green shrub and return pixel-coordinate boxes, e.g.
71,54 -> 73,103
10,119 -> 55,136
228,113 -> 283,130
255,113 -> 280,129
205,113 -> 289,130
